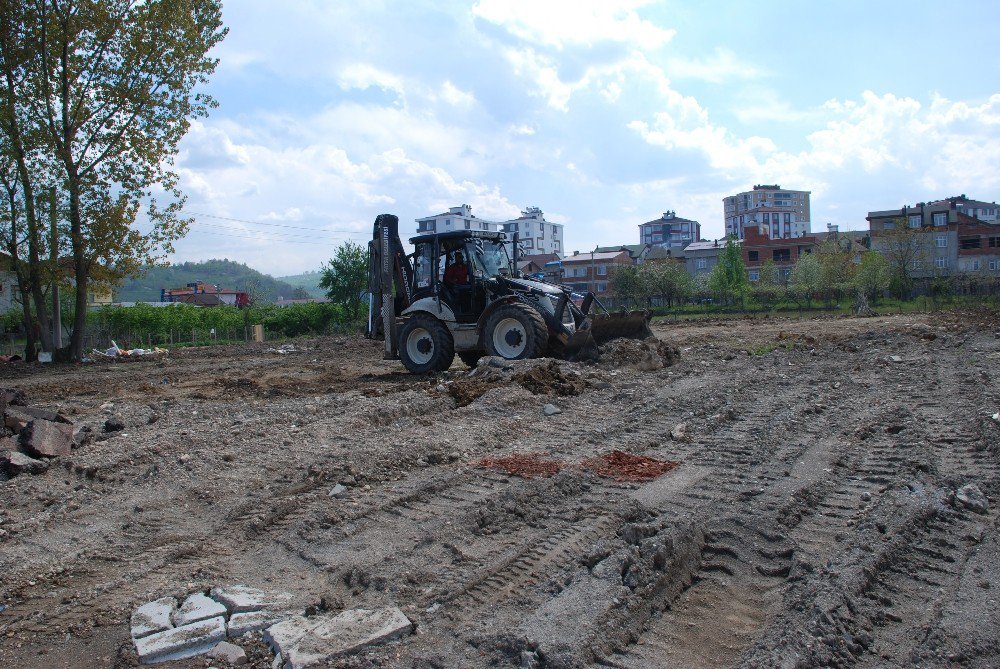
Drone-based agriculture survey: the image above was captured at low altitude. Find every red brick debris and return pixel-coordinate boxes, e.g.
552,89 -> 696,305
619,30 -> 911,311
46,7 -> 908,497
583,451 -> 679,482
478,453 -> 564,479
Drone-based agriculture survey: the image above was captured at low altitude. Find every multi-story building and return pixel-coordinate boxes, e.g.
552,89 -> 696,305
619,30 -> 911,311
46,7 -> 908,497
415,204 -> 500,235
741,227 -> 819,283
867,196 -> 1000,277
595,244 -> 650,264
501,207 -> 564,256
680,239 -> 731,279
638,211 -> 700,249
559,250 -> 632,296
724,184 -> 811,240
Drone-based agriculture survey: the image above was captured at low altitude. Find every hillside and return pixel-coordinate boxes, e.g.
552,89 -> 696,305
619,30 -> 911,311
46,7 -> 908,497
275,270 -> 324,298
115,259 -> 308,303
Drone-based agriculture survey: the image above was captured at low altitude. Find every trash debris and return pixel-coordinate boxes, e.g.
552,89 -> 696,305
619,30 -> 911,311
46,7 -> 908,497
583,451 -> 680,482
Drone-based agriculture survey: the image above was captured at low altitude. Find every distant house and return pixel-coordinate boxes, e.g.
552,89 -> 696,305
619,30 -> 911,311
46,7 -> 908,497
638,211 -> 701,249
742,227 -> 819,283
517,253 -> 559,278
679,239 -> 732,277
560,250 -> 631,296
162,281 -> 249,307
595,244 -> 650,264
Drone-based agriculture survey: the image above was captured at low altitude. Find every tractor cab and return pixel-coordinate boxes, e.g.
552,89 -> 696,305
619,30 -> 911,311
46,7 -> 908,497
410,230 -> 512,323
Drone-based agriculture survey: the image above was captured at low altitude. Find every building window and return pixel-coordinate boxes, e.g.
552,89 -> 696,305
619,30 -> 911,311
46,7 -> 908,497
696,259 -> 707,269
784,213 -> 791,223
773,249 -> 791,262
935,257 -> 946,269
960,237 -> 981,250
933,212 -> 947,226
748,270 -> 760,282
908,215 -> 921,228
465,220 -> 471,229
596,282 -> 607,293
971,260 -> 981,271
935,235 -> 947,248
652,234 -> 662,242
883,221 -> 896,230
989,237 -> 1000,248
990,260 -> 999,271
597,265 -> 607,276
748,250 -> 759,261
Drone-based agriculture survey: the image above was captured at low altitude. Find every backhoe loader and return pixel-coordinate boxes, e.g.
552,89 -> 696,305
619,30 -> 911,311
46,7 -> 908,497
366,213 -> 651,374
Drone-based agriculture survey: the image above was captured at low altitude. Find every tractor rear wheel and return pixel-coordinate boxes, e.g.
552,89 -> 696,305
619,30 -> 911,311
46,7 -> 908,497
484,304 -> 548,361
398,315 -> 455,374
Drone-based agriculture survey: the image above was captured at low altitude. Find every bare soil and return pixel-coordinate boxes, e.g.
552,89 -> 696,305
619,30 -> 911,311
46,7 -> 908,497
1,312 -> 998,668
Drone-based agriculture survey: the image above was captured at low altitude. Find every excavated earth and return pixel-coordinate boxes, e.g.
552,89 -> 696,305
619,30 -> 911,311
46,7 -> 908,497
0,312 -> 998,668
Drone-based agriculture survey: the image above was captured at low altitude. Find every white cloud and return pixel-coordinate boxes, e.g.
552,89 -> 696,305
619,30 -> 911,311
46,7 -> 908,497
472,0 -> 674,50
337,63 -> 406,100
440,80 -> 476,107
667,48 -> 765,84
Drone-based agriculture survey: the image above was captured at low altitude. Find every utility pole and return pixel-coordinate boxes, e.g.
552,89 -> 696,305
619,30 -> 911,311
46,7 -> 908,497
50,188 -> 61,352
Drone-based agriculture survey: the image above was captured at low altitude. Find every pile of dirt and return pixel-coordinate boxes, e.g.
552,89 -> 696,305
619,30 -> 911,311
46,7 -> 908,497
446,378 -> 497,408
478,453 -> 564,479
583,450 -> 679,481
598,337 -> 680,371
513,360 -> 586,396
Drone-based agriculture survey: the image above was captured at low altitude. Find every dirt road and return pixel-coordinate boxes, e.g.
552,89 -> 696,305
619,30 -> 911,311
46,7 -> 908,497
0,312 -> 998,668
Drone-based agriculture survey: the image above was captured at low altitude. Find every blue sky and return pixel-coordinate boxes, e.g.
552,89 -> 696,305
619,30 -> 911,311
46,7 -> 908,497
169,0 -> 1000,276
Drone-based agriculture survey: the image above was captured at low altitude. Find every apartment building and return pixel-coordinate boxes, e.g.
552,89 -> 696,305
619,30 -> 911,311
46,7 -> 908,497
638,211 -> 701,249
741,227 -> 819,283
681,239 -> 730,278
724,184 -> 811,240
415,204 -> 500,235
867,195 -> 1000,277
559,250 -> 631,296
501,207 -> 564,256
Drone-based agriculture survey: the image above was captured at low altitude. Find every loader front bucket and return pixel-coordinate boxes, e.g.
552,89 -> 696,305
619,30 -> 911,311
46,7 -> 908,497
588,310 -> 653,345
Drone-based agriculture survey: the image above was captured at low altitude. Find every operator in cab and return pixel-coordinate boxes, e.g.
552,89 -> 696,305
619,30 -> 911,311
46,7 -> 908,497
444,251 -> 471,285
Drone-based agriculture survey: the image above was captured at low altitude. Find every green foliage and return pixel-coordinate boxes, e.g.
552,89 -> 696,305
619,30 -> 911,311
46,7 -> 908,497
708,237 -> 748,304
643,262 -> 693,307
609,265 -> 643,307
789,253 -> 822,305
854,251 -> 890,301
116,259 -> 303,302
319,241 -> 368,320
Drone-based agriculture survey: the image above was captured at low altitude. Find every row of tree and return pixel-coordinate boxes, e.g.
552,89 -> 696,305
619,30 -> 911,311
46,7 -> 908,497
0,0 -> 225,360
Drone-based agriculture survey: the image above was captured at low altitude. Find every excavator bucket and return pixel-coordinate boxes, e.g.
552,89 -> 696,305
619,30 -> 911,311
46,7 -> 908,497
588,310 -> 653,345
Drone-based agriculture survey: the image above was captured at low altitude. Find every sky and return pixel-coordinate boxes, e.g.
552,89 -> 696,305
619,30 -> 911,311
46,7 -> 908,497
166,0 -> 1000,276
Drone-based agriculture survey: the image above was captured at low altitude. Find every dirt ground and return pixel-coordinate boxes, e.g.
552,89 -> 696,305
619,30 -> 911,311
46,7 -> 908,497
1,311 -> 998,668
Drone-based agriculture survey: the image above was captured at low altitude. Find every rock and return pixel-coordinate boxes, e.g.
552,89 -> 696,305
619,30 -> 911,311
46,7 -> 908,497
542,404 -> 561,417
210,585 -> 295,615
228,610 -> 294,638
134,616 -> 226,664
4,409 -> 31,434
889,355 -> 903,363
327,484 -> 348,498
21,420 -> 74,458
479,356 -> 513,370
0,388 -> 27,412
207,641 -> 247,666
955,484 -> 989,514
265,607 -> 413,668
0,436 -> 17,452
178,454 -> 192,465
521,650 -> 541,669
104,415 -> 126,432
173,592 -> 228,627
131,597 -> 178,640
1,450 -> 49,476
861,492 -> 872,502
670,423 -> 687,441
10,406 -> 71,424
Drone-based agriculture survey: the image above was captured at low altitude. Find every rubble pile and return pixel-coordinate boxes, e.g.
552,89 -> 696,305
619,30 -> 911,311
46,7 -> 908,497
0,388 -> 83,479
597,337 -> 680,371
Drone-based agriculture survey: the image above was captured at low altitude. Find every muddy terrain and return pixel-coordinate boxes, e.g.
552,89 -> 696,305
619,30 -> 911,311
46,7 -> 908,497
0,312 -> 998,668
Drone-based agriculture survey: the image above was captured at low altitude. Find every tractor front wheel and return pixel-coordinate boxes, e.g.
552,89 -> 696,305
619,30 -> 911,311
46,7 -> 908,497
398,315 -> 455,374
484,304 -> 548,361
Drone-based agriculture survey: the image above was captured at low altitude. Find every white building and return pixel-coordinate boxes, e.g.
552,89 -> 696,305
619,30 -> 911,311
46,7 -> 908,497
724,185 -> 812,239
415,204 -> 499,235
501,207 -> 564,256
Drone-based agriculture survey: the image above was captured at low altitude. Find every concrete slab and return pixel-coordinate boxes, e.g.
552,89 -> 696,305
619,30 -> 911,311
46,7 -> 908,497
131,597 -> 178,639
134,615 -> 226,664
207,640 -> 248,665
210,585 -> 294,613
174,592 -> 228,626
22,419 -> 74,458
265,608 -> 413,668
1,450 -> 49,476
228,609 -> 294,637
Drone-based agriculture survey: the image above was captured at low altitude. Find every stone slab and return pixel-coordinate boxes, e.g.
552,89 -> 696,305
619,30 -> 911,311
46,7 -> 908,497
4,409 -> 30,434
134,615 -> 226,664
207,640 -> 248,665
265,608 -> 413,669
174,592 -> 227,627
22,419 -> 75,458
131,596 -> 178,639
210,585 -> 294,614
1,450 -> 49,476
228,609 -> 294,637
15,405 -> 71,424
0,436 -> 17,452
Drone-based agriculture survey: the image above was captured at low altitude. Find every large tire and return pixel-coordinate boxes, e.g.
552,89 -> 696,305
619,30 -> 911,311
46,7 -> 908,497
458,351 -> 484,368
484,303 -> 548,360
398,315 -> 455,374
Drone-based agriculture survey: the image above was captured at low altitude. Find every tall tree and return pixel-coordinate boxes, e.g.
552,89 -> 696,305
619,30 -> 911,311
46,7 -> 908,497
853,251 -> 890,303
708,237 -> 748,305
874,219 -> 929,300
789,252 -> 822,306
320,241 -> 368,322
7,0 -> 226,359
609,264 -> 643,308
